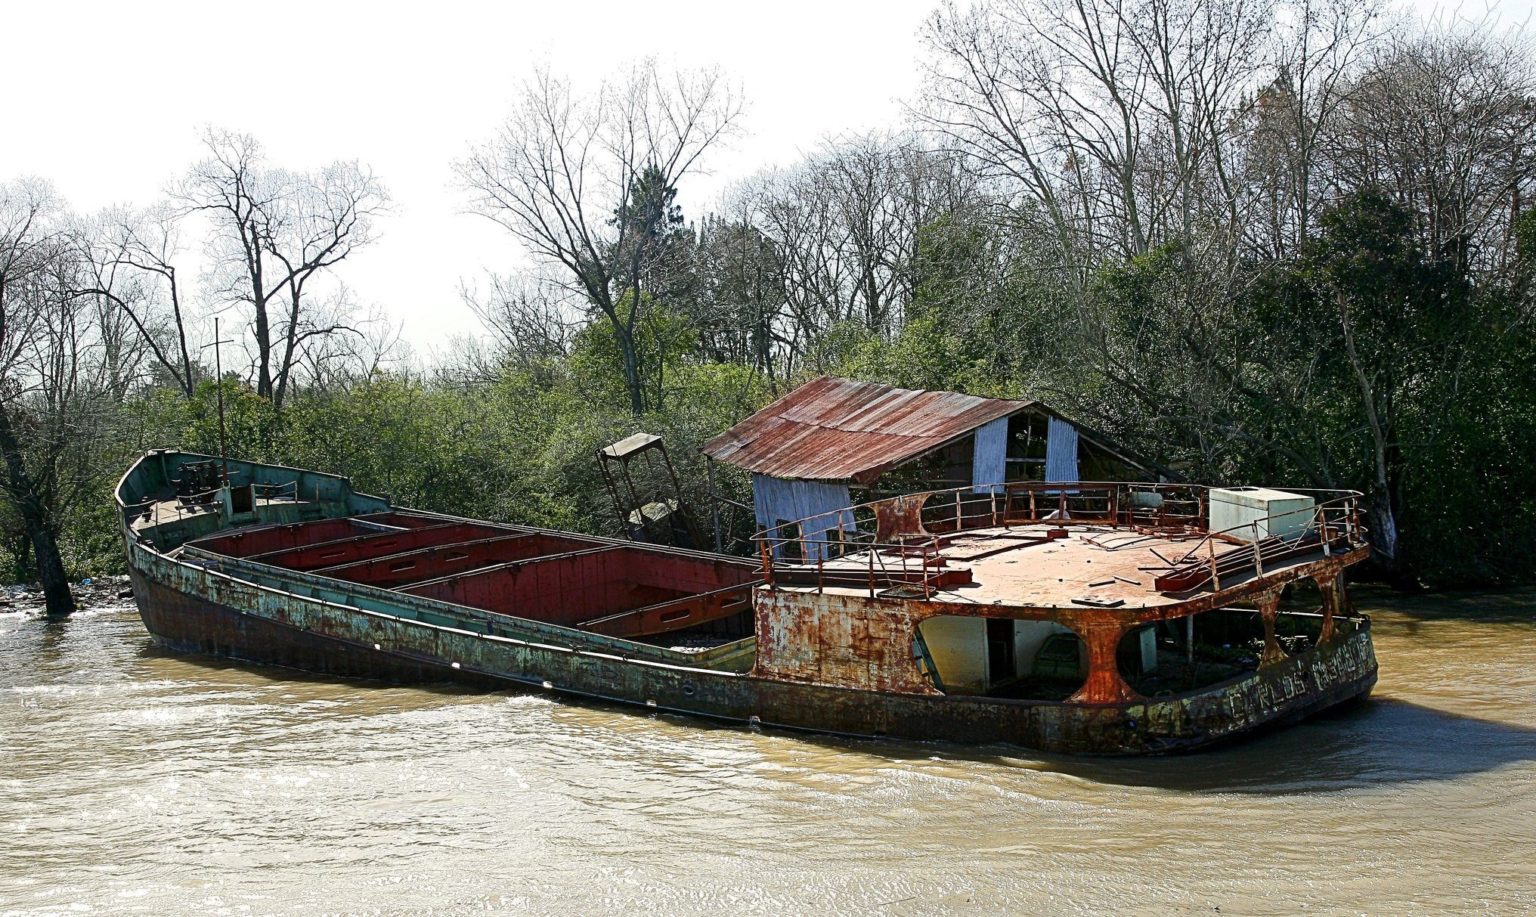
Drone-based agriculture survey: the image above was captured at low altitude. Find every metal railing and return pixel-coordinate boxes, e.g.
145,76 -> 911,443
752,481 -> 1367,598
253,480 -> 300,500
121,479 -> 304,532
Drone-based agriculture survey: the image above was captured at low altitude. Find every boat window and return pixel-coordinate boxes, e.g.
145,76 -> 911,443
1005,413 -> 1049,482
774,520 -> 802,562
1119,607 -> 1331,697
229,483 -> 255,514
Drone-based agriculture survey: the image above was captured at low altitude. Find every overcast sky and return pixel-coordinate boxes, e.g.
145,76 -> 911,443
3,0 -> 1530,359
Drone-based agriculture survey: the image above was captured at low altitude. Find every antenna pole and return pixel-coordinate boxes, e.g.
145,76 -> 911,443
216,317 -> 227,482
202,317 -> 234,484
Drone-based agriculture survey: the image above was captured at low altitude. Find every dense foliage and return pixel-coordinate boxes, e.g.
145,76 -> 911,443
2,4 -> 1534,611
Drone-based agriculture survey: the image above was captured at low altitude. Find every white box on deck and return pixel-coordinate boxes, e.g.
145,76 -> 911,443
1208,487 -> 1315,543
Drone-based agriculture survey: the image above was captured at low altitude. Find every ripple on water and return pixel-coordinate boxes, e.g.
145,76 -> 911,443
0,600 -> 1534,914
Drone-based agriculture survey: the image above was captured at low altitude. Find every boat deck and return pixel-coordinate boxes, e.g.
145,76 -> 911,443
773,523 -> 1319,610
128,496 -> 316,532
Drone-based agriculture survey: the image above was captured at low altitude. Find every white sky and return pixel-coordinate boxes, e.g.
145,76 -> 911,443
3,0 -> 1531,360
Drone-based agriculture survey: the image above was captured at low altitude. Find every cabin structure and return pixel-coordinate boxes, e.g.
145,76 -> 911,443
701,377 -> 1171,559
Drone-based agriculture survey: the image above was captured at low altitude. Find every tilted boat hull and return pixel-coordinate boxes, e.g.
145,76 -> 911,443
126,546 -> 1376,756
118,450 -> 1378,755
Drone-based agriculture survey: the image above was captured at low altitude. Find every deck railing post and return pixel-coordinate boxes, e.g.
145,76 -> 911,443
759,537 -> 775,589
1208,537 -> 1221,591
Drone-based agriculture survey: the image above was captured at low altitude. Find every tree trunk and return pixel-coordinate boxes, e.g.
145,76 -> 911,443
273,282 -> 305,411
1338,296 -> 1403,575
619,326 -> 645,416
0,404 -> 74,618
1367,497 -> 1399,563
254,298 -> 273,399
11,531 -> 30,585
616,278 -> 646,417
168,269 -> 196,397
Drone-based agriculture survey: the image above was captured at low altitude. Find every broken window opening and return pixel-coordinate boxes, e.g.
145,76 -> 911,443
915,616 -> 1087,701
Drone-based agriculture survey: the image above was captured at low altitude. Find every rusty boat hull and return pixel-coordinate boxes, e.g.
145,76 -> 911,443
118,451 -> 1377,755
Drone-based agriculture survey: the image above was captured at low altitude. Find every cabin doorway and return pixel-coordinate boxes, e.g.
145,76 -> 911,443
986,618 -> 1015,683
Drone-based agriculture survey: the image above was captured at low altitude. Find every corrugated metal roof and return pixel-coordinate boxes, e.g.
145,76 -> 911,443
701,377 -> 1033,483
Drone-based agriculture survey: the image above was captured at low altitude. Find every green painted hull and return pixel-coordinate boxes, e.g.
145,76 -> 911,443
118,450 -> 1377,755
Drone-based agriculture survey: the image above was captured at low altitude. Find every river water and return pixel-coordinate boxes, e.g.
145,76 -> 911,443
2,589 -> 1534,915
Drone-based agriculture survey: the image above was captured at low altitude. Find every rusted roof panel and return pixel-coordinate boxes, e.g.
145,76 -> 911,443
701,377 -> 1032,482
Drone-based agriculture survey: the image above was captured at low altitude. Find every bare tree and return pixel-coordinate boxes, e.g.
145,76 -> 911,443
689,207 -> 788,379
920,0 -> 1271,281
1240,0 -> 1382,258
290,295 -> 403,393
728,133 -> 978,376
0,180 -> 115,618
1326,23 -> 1536,274
462,270 -> 579,369
178,128 -> 389,409
81,204 -> 198,396
459,60 -> 742,415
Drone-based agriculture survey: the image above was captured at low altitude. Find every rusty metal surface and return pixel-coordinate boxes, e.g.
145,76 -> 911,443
115,449 -> 1380,755
125,548 -> 1377,755
578,584 -> 753,638
758,480 -> 1368,609
700,376 -> 1029,483
189,518 -> 369,558
310,533 -> 596,588
871,494 -> 934,544
752,539 -> 1367,705
246,523 -> 508,570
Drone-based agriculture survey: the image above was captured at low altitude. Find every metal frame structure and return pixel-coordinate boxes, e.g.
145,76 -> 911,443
596,433 -> 703,548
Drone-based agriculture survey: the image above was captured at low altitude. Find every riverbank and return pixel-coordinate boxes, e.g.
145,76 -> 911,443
0,575 -> 133,617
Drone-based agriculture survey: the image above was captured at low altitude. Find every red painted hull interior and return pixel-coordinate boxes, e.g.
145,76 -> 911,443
187,512 -> 759,642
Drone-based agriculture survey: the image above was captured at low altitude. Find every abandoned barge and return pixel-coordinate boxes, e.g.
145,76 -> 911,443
117,449 -> 1375,755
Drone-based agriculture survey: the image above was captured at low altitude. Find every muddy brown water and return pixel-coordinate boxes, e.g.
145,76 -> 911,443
2,589 -> 1534,915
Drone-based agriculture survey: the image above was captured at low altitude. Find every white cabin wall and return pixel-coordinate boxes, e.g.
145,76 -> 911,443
921,618 -> 1084,690
919,616 -> 987,692
1140,626 -> 1158,673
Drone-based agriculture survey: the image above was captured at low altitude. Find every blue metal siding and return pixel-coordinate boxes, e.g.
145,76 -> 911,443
970,417 -> 1008,492
1046,416 -> 1079,484
752,474 -> 853,560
